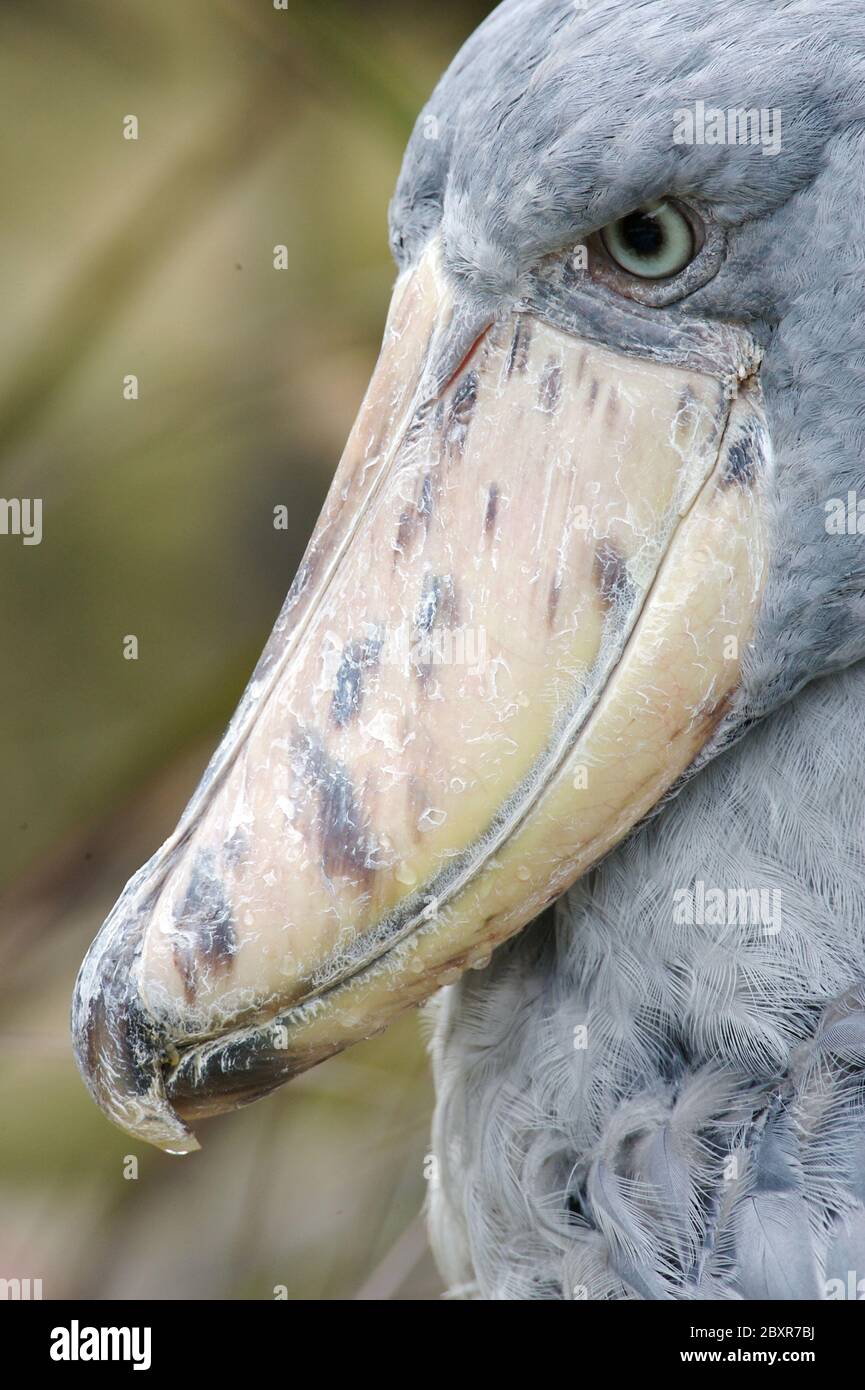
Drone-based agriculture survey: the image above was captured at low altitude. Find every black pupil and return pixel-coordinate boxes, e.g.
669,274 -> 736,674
619,208 -> 664,259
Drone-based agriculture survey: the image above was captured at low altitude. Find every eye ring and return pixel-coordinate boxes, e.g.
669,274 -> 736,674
585,200 -> 723,308
600,200 -> 695,280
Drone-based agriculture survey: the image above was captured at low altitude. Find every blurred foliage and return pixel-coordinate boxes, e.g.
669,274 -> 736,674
0,0 -> 494,1299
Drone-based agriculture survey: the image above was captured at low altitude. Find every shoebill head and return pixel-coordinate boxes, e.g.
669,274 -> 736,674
73,0 -> 865,1152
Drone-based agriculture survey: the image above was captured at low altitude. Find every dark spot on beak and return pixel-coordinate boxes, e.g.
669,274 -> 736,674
111,1003 -> 159,1095
395,509 -> 414,560
331,635 -> 383,728
80,958 -> 163,1103
292,731 -> 376,884
485,482 -> 500,537
418,473 -> 434,525
594,540 -> 634,613
403,397 -> 438,453
538,359 -> 563,414
506,317 -> 532,377
588,379 -> 599,410
394,474 -> 436,565
446,370 -> 479,455
72,881 -> 169,1102
720,433 -> 757,489
173,850 -> 236,1005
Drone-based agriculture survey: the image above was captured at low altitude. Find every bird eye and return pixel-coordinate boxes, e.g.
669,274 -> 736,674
600,200 -> 695,280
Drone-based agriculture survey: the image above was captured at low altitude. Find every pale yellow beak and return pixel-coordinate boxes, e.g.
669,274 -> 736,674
73,239 -> 769,1152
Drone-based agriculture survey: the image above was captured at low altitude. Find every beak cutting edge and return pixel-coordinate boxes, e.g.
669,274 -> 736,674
73,238 -> 770,1150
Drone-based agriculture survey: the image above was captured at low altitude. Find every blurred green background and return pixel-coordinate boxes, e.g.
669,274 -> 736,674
0,0 -> 493,1300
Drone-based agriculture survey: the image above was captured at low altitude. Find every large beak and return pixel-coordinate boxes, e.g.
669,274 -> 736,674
73,238 -> 769,1152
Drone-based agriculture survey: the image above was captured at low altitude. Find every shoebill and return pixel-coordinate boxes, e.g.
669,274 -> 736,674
73,0 -> 865,1300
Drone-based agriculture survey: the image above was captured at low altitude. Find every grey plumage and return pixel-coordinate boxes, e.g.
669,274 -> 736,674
388,0 -> 865,1298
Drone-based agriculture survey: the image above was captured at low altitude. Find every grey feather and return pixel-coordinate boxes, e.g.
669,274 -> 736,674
731,1107 -> 821,1301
